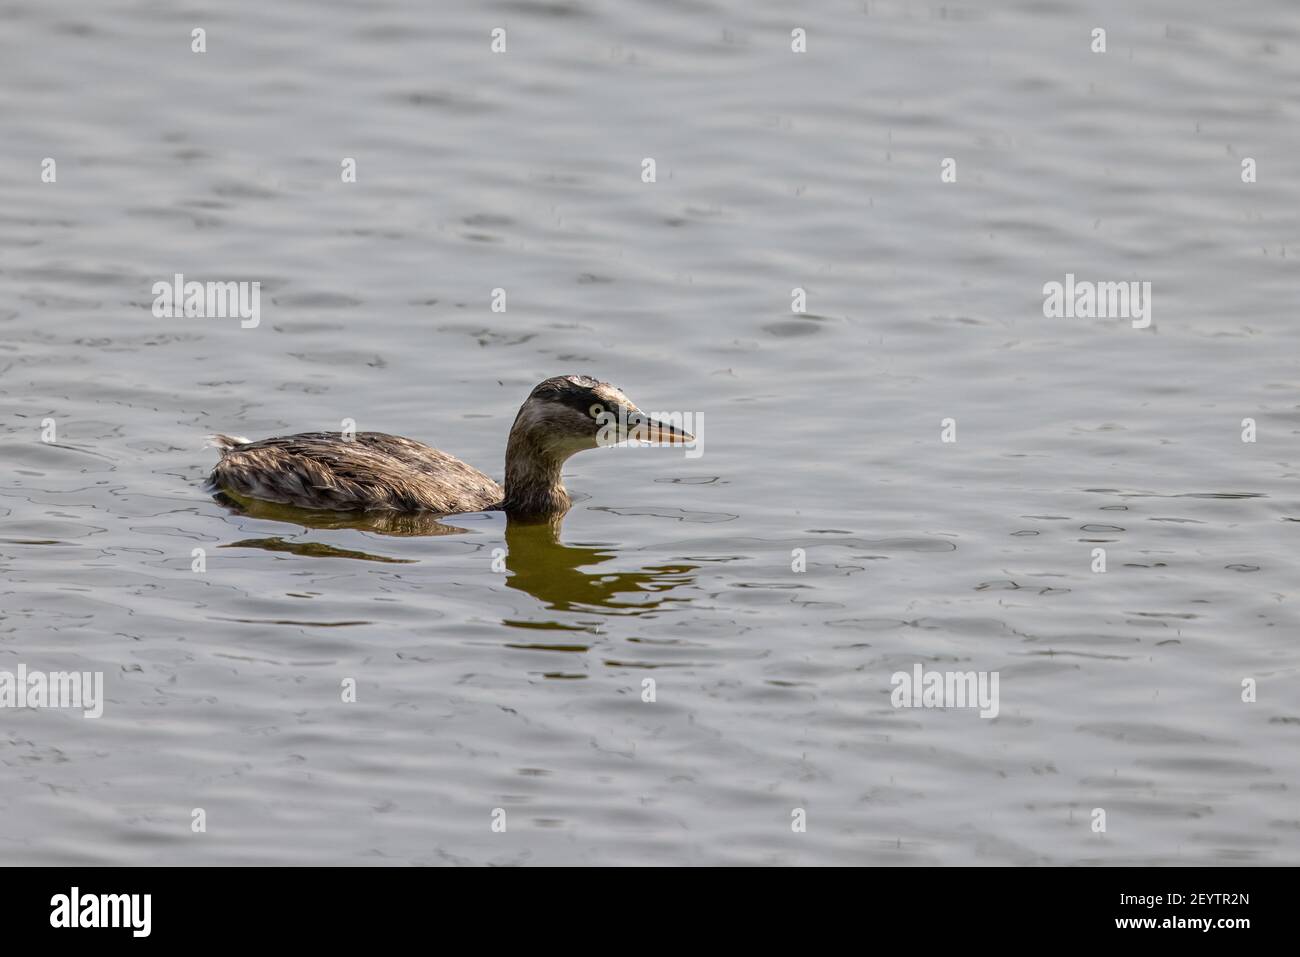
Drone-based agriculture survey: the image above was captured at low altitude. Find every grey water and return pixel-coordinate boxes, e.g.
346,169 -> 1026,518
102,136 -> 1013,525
1,0 -> 1298,865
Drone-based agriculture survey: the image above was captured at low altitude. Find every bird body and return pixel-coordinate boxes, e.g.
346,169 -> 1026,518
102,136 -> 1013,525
207,375 -> 693,520
208,430 -> 503,513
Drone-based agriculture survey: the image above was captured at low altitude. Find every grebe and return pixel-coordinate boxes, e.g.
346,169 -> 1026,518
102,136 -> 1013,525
207,375 -> 693,521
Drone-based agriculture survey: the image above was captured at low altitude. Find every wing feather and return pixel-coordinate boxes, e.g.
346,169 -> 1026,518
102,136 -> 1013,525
208,431 -> 503,513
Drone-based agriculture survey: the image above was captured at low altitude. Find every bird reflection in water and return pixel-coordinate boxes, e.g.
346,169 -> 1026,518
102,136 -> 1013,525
214,492 -> 696,613
499,518 -> 694,615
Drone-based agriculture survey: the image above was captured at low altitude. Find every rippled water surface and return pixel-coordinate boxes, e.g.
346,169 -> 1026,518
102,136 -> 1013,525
2,0 -> 1299,865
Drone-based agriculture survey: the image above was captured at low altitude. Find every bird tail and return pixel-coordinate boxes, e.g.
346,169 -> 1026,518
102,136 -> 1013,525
207,433 -> 250,452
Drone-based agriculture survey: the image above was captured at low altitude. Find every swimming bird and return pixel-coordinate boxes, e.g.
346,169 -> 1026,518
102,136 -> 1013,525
207,375 -> 694,521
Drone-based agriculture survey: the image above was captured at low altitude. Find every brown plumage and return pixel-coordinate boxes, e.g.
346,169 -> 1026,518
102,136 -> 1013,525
207,375 -> 694,520
208,431 -> 503,513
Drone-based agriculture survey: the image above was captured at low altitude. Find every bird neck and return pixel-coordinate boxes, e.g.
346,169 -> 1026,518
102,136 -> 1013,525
501,429 -> 572,519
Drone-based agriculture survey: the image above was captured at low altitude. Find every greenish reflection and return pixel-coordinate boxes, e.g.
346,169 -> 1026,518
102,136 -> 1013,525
502,518 -> 696,615
213,492 -> 697,615
214,491 -> 470,537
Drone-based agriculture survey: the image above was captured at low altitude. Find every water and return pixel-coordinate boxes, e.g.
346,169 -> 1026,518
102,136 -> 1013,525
2,0 -> 1298,865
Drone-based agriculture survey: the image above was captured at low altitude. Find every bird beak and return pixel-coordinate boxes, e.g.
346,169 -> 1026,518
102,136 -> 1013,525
626,412 -> 694,445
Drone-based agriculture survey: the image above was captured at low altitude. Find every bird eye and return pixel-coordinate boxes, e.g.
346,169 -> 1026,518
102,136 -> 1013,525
589,403 -> 605,418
